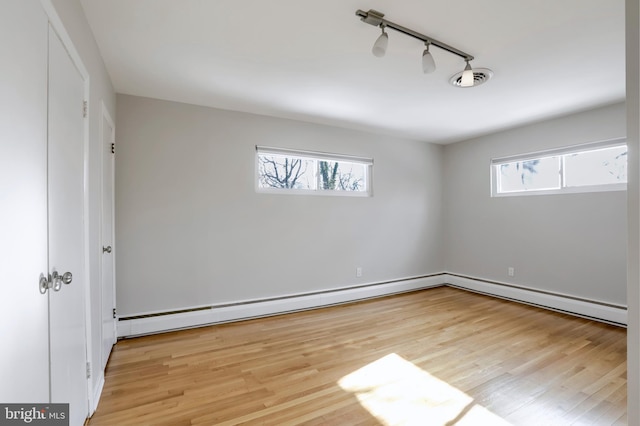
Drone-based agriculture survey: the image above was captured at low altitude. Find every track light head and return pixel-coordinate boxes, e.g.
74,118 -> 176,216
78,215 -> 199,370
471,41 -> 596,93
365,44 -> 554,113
461,61 -> 474,87
422,43 -> 436,74
372,25 -> 388,57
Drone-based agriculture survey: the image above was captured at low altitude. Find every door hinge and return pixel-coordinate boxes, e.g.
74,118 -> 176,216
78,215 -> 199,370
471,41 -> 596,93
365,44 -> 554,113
113,308 -> 117,319
86,362 -> 91,379
83,100 -> 88,118
111,143 -> 115,155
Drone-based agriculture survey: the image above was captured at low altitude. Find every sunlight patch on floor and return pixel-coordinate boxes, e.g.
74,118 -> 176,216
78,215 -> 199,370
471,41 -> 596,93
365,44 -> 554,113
338,353 -> 512,426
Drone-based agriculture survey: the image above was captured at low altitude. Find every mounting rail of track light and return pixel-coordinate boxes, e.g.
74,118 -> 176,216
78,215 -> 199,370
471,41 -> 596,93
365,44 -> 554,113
355,9 -> 489,87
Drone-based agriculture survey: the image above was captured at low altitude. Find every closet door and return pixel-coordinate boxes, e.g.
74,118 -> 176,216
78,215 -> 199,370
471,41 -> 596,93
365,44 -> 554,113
0,0 -> 49,403
47,24 -> 88,425
0,6 -> 89,421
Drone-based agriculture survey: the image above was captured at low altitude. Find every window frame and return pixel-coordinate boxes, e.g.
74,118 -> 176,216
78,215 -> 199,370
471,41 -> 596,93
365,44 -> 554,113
490,138 -> 627,197
255,146 -> 373,197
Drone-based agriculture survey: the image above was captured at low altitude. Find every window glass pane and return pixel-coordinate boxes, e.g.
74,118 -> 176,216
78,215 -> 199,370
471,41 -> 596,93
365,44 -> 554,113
258,154 -> 316,190
498,156 -> 560,193
318,161 -> 367,192
564,145 -> 628,187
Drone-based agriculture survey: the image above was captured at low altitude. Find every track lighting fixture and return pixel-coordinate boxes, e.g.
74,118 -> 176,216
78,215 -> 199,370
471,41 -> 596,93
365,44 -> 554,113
422,43 -> 436,74
372,25 -> 388,57
356,9 -> 489,87
461,60 -> 474,87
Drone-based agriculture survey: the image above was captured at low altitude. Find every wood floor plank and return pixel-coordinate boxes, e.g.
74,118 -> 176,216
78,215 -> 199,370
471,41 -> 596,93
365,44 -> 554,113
88,287 -> 626,425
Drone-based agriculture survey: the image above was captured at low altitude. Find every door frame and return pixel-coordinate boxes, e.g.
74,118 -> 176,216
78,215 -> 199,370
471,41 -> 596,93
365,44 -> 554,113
40,0 -> 93,418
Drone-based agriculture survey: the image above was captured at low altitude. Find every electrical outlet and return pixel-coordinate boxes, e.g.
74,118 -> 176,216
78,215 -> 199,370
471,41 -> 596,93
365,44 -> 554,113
508,267 -> 515,277
356,267 -> 362,278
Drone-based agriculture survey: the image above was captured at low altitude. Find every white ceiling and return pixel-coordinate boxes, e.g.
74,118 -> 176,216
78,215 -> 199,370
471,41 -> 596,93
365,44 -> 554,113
80,0 -> 625,144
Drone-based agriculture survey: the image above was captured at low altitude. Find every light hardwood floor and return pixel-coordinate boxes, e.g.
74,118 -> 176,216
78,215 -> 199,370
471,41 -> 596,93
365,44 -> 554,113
88,287 -> 626,425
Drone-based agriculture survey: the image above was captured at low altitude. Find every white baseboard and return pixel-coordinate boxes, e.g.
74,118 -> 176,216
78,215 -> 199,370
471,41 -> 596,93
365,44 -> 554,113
443,274 -> 627,326
117,275 -> 445,338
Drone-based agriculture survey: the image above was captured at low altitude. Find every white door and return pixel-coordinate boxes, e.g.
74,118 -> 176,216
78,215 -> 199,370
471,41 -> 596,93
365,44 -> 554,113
47,24 -> 88,426
101,107 -> 117,369
0,0 -> 49,402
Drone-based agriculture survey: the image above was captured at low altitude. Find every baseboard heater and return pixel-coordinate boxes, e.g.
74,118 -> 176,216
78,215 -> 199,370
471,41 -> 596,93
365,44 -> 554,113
117,274 -> 445,338
117,273 -> 627,338
444,273 -> 627,327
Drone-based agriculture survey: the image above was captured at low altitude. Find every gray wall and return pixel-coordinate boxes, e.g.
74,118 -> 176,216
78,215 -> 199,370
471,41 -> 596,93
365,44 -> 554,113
115,95 -> 444,316
116,94 -> 627,315
443,102 -> 627,305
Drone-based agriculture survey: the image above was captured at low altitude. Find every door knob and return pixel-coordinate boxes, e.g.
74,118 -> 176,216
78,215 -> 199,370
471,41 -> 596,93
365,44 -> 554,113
103,246 -> 112,254
39,273 -> 49,294
51,270 -> 72,290
61,271 -> 73,284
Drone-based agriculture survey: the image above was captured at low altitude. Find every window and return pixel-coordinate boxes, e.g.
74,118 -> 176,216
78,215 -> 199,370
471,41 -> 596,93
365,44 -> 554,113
256,146 -> 372,196
564,145 -> 627,187
498,156 -> 561,193
491,138 -> 627,196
